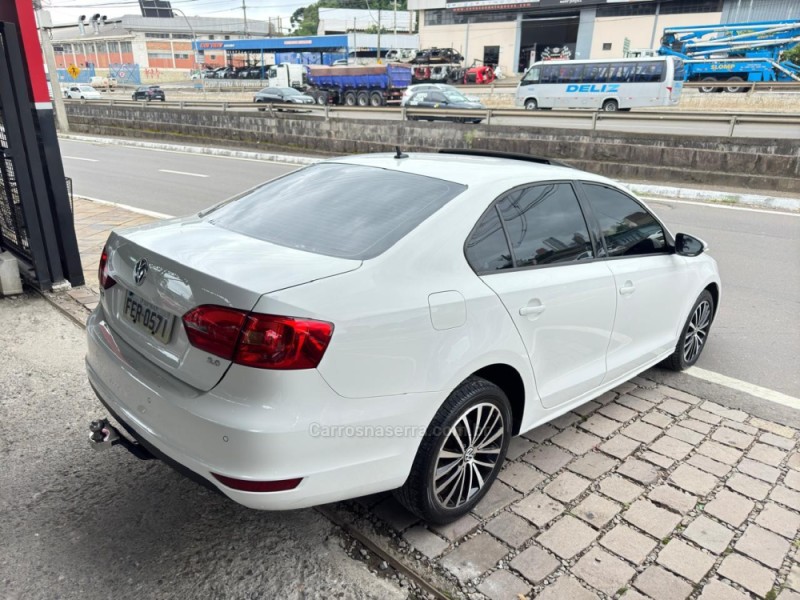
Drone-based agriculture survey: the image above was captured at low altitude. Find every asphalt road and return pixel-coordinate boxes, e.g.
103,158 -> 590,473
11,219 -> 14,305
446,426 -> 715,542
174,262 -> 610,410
60,139 -> 800,398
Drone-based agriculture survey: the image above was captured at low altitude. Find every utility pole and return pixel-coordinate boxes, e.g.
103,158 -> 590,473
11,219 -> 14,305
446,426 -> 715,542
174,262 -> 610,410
35,7 -> 70,133
242,0 -> 249,38
393,0 -> 397,36
377,7 -> 381,63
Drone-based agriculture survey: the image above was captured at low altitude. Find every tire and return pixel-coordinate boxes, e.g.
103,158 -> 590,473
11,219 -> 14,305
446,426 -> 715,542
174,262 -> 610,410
699,77 -> 722,94
315,92 -> 328,106
663,290 -> 714,371
602,99 -> 619,112
524,98 -> 537,110
369,91 -> 384,107
160,97 -> 165,102
394,376 -> 511,524
724,77 -> 746,94
356,91 -> 370,107
344,91 -> 357,106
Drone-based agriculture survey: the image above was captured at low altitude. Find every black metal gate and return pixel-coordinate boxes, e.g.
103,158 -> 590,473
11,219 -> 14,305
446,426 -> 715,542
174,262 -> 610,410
0,22 -> 83,290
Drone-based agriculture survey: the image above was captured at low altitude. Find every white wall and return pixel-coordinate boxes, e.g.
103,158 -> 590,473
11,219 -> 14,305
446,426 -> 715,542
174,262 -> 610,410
419,20 -> 516,73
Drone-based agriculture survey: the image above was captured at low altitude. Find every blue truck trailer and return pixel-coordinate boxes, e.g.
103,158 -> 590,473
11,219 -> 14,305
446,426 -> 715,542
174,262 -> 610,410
305,64 -> 413,106
659,20 -> 800,92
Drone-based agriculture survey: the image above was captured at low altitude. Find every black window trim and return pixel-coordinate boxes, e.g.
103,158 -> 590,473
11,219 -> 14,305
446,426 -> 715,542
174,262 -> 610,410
464,179 -> 601,276
575,180 -> 675,261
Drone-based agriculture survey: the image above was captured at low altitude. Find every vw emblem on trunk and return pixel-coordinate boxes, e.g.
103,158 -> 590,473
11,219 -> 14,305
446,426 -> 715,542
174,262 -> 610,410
133,258 -> 149,286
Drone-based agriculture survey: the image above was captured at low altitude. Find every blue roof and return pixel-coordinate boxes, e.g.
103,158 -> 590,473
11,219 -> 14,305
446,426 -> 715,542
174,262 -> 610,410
194,35 -> 349,52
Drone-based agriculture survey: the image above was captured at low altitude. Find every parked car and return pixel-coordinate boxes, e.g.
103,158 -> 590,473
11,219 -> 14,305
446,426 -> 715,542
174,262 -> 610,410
413,47 -> 463,64
87,151 -> 720,523
63,84 -> 102,100
401,83 -> 479,106
132,85 -> 165,101
253,87 -> 315,110
405,90 -> 486,123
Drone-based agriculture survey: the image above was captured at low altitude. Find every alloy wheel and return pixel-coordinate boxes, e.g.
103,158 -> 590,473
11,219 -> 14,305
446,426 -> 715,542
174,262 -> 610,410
683,300 -> 711,363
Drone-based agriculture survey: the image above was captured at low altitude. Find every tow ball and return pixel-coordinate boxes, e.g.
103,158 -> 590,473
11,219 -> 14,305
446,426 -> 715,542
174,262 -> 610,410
88,418 -> 153,460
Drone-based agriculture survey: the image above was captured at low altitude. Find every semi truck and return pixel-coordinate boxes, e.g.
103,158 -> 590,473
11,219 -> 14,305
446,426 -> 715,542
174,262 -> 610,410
304,64 -> 412,106
658,20 -> 800,92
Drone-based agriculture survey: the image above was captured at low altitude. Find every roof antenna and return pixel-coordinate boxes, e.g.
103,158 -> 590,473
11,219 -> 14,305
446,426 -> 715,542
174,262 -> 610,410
395,146 -> 408,159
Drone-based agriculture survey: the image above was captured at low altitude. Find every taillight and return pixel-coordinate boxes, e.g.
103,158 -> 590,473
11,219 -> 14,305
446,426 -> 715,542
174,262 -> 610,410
98,244 -> 116,289
211,473 -> 302,492
182,305 -> 333,370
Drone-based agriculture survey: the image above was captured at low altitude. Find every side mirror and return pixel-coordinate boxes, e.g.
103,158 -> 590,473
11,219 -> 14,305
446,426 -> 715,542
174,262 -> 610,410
675,233 -> 707,257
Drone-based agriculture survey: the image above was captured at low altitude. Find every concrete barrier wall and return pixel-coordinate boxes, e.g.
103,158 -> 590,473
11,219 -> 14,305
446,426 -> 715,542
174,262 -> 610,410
64,104 -> 800,193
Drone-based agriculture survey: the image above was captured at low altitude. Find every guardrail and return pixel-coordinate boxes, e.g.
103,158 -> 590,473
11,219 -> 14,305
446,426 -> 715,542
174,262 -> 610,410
65,98 -> 800,138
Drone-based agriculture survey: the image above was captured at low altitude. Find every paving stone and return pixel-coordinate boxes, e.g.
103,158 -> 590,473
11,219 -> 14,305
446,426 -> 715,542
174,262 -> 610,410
789,453 -> 800,471
630,384 -> 663,400
506,436 -> 534,461
600,524 -> 658,564
641,450 -> 675,469
659,386 -> 703,405
656,538 -> 715,583
402,526 -> 449,559
617,458 -> 661,485
688,454 -> 733,478
649,485 -> 697,514
682,515 -> 734,554
572,547 -> 635,595
785,469 -> 800,491
717,553 -> 776,598
746,443 -> 787,467
780,589 -> 800,600
509,544 -> 559,584
697,579 -> 751,600
621,421 -> 662,445
633,565 -> 694,600
702,401 -> 749,423
712,427 -> 755,450
735,524 -> 791,569
573,400 -> 601,417
543,471 -> 590,504
473,481 -> 523,519
680,418 -> 713,435
498,461 -> 546,493
770,484 -> 800,510
373,497 -> 419,531
669,464 -> 718,496
689,408 -> 723,425
485,511 -> 537,548
642,411 -> 674,429
599,403 -> 638,423
727,473 -> 772,501
568,452 -> 618,479
698,441 -> 744,465
749,417 -> 796,439
737,458 -> 781,484
599,475 -> 644,504
623,500 -> 682,539
660,398 -> 691,416
754,502 -> 800,539
666,425 -> 705,446
596,390 -> 619,404
477,569 -> 530,600
440,533 -> 508,582
522,424 -> 558,443
616,394 -> 655,412
723,420 -> 759,436
651,436 -> 695,461
573,493 -> 621,529
537,516 -> 598,560
431,514 -> 480,542
704,490 -> 755,527
759,432 -> 796,451
600,434 -> 641,460
579,413 -> 622,438
614,382 -> 637,395
512,493 -> 565,528
535,576 -> 599,600
551,428 -> 602,455
787,563 -> 800,593
523,445 -> 573,474
551,412 -> 581,430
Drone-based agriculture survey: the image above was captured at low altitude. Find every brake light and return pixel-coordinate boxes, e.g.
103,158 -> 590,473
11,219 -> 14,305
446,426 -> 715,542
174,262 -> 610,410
211,473 -> 302,492
667,86 -> 673,92
182,305 -> 333,370
98,244 -> 116,289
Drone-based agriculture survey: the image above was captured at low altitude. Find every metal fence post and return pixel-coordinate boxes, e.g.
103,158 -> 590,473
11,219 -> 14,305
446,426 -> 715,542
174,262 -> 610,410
325,103 -> 330,121
592,111 -> 599,130
486,109 -> 492,126
728,115 -> 738,137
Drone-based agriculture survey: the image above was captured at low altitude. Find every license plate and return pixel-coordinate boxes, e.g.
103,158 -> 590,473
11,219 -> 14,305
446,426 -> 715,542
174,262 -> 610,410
123,290 -> 175,344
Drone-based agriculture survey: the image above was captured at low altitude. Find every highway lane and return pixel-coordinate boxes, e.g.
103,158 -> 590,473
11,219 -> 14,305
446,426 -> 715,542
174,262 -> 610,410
61,139 -> 800,397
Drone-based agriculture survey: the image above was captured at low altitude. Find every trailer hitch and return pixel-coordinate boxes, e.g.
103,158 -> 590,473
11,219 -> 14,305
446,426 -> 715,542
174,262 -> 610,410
88,418 -> 153,460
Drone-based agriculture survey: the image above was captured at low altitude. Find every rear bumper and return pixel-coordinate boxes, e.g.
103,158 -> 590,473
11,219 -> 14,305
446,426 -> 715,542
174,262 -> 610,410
86,307 -> 442,510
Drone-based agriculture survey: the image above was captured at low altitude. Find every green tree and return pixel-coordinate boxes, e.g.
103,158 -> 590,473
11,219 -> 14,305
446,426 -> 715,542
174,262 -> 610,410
784,43 -> 800,64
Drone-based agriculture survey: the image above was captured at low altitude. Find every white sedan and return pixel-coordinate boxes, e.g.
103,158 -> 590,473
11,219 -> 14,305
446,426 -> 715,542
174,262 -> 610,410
86,151 -> 720,524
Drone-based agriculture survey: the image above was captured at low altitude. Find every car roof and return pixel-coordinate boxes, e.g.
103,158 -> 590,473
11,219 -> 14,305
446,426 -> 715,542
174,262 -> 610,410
326,152 -> 617,188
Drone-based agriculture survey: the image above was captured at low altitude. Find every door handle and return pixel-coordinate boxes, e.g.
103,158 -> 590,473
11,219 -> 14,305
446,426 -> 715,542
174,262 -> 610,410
619,281 -> 635,296
519,302 -> 546,317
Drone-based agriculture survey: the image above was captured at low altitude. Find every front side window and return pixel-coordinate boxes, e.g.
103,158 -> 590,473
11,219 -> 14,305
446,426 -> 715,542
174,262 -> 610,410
496,183 -> 594,267
582,184 -> 667,257
521,66 -> 540,84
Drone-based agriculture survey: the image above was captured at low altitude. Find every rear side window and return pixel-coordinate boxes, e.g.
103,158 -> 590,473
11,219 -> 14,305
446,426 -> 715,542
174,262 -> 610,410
465,209 -> 513,273
207,163 -> 466,260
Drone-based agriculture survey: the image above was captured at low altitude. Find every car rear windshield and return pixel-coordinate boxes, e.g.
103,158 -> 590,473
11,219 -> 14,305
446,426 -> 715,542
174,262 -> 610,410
207,163 -> 466,259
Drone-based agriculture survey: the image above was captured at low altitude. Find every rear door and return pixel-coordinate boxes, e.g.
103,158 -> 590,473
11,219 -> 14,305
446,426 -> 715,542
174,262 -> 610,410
468,182 -> 616,409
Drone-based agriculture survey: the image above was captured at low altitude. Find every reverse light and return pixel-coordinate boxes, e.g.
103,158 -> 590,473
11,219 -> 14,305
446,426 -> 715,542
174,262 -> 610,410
182,305 -> 333,370
98,244 -> 116,289
211,473 -> 303,493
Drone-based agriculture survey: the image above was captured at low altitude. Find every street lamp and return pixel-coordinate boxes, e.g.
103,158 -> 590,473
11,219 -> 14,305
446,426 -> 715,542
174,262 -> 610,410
171,7 -> 206,98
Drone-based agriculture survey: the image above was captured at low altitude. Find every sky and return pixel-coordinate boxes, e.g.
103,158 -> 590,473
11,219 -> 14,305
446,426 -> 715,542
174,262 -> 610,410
41,0 -> 310,28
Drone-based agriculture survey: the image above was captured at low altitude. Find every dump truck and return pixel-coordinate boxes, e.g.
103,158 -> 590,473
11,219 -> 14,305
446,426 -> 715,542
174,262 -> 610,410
305,64 -> 412,106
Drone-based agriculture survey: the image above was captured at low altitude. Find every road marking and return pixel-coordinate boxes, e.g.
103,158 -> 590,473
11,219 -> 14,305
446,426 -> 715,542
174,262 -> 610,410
159,169 -> 208,178
79,195 -> 176,219
63,156 -> 99,162
646,198 -> 800,217
686,366 -> 800,411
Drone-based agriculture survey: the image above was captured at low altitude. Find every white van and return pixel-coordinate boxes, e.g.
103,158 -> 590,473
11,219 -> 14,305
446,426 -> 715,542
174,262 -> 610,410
516,56 -> 684,112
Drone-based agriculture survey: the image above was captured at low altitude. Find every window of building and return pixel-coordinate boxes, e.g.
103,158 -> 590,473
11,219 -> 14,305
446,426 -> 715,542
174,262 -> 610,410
174,53 -> 190,59
597,3 -> 657,17
660,0 -> 723,15
602,43 -> 612,51
147,52 -> 173,60
172,33 -> 193,39
424,9 -> 515,26
120,42 -> 132,53
483,46 -> 500,66
145,32 -> 171,39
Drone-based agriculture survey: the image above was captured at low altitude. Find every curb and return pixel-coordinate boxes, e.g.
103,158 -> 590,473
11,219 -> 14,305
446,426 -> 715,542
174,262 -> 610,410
61,134 -> 800,212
